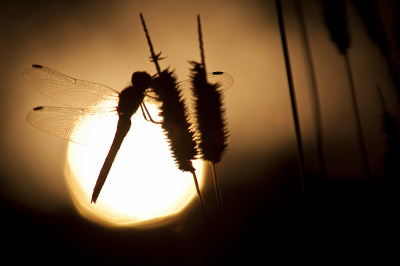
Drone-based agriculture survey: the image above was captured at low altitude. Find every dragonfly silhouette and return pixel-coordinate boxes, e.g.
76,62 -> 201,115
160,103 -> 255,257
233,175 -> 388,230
24,64 -> 233,203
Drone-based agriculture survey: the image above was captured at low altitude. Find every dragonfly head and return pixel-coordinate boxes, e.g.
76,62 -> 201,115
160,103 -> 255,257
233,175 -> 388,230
131,71 -> 152,90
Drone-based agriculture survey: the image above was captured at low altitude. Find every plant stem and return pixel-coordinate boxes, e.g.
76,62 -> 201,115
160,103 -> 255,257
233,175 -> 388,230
140,13 -> 161,75
191,170 -> 214,239
197,15 -> 207,75
276,0 -> 308,205
296,0 -> 327,180
211,163 -> 224,236
344,53 -> 371,181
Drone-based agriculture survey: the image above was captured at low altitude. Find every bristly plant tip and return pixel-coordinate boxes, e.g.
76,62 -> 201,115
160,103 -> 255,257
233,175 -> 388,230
321,0 -> 350,54
190,61 -> 228,163
141,13 -> 215,251
140,14 -> 197,172
192,15 -> 228,163
151,69 -> 198,172
190,15 -> 229,250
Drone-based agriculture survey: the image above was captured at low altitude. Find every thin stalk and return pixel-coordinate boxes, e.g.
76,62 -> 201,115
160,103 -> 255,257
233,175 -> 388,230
296,0 -> 327,179
276,0 -> 308,205
191,170 -> 213,234
198,15 -> 207,75
211,163 -> 224,236
344,54 -> 371,181
140,13 -> 161,75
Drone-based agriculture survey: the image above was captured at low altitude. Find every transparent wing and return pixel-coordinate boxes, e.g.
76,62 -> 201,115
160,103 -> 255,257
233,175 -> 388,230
178,71 -> 233,94
145,71 -> 233,99
177,71 -> 233,124
27,106 -> 119,145
24,65 -> 120,108
206,71 -> 234,92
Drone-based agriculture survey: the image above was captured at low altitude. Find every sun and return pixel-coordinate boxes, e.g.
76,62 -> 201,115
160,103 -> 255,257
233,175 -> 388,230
64,102 -> 203,227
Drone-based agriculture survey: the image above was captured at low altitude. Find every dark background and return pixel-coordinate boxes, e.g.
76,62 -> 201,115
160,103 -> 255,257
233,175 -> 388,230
1,0 -> 398,264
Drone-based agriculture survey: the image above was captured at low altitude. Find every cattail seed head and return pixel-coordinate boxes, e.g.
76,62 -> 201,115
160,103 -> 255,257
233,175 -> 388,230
321,0 -> 350,54
151,69 -> 198,172
190,61 -> 228,163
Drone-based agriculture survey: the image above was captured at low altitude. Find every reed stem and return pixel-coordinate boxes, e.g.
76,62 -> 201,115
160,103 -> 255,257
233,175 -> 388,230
344,54 -> 371,181
197,15 -> 206,72
191,170 -> 213,235
140,13 -> 161,75
276,0 -> 309,205
296,0 -> 327,179
211,163 -> 224,236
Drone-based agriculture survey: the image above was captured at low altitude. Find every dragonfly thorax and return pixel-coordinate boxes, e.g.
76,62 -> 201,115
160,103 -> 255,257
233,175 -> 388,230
117,71 -> 151,118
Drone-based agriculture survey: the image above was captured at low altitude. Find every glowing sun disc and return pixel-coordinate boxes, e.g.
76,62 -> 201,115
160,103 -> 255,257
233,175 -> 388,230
64,104 -> 203,227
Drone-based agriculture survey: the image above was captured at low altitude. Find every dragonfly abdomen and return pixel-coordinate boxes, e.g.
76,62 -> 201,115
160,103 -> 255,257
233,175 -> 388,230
91,116 -> 132,203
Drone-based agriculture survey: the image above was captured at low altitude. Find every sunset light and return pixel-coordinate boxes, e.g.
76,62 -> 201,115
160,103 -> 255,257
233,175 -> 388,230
65,103 -> 204,227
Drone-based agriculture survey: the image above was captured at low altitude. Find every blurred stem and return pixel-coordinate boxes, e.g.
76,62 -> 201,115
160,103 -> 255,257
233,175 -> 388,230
212,163 -> 224,237
296,0 -> 327,179
191,170 -> 214,239
344,54 -> 371,181
276,0 -> 308,206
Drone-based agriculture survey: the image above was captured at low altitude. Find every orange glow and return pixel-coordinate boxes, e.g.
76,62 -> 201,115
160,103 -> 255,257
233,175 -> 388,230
64,103 -> 203,227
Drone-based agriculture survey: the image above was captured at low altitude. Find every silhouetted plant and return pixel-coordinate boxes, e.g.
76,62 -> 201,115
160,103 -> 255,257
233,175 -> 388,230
378,87 -> 400,182
189,15 -> 229,238
152,68 -> 198,172
276,0 -> 309,204
139,13 -> 213,237
296,0 -> 327,180
321,0 -> 350,54
352,0 -> 400,104
321,0 -> 371,181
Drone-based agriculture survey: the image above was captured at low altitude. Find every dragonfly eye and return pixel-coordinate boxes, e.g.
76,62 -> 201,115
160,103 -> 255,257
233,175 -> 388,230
131,71 -> 152,88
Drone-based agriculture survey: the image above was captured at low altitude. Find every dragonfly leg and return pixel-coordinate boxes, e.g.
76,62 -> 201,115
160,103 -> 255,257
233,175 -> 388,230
140,102 -> 162,124
140,103 -> 149,121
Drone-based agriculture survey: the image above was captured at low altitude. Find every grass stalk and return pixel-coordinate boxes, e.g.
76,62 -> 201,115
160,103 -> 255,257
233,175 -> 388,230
211,163 -> 224,237
276,0 -> 309,205
296,0 -> 327,179
344,54 -> 371,181
321,0 -> 371,181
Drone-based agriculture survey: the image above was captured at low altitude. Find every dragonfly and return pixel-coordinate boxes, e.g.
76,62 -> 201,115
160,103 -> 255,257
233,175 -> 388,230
24,64 -> 233,203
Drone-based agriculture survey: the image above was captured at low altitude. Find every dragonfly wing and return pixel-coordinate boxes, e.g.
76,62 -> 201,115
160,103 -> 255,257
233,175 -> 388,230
24,65 -> 120,108
176,71 -> 234,94
172,71 -> 234,121
206,72 -> 234,92
145,71 -> 233,99
27,106 -> 119,145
